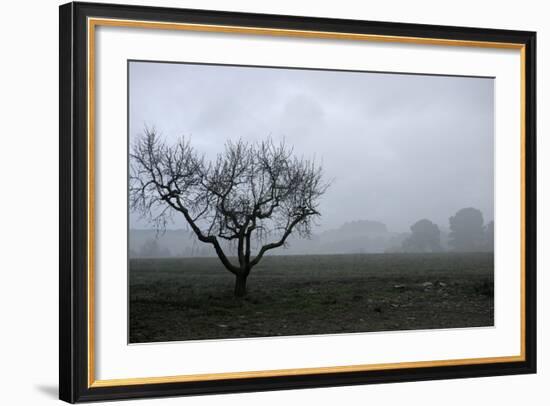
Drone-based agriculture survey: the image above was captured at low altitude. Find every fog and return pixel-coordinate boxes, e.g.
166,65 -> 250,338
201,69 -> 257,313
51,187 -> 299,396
129,60 -> 494,247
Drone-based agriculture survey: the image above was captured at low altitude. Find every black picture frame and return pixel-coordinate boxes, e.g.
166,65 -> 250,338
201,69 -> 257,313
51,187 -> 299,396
59,1 -> 537,403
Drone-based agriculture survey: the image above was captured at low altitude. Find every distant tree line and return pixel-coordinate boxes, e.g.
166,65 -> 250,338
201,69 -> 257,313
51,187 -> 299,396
400,207 -> 493,253
129,234 -> 214,258
131,207 -> 494,259
129,238 -> 171,258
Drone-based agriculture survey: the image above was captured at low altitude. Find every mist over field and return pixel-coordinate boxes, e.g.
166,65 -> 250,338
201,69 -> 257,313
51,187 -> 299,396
129,215 -> 493,258
129,61 -> 494,235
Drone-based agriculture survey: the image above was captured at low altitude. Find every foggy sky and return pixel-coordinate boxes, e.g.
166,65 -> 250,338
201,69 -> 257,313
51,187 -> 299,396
129,61 -> 494,233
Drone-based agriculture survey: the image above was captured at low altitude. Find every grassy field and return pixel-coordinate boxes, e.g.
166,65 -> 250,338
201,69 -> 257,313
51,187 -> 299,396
129,253 -> 494,343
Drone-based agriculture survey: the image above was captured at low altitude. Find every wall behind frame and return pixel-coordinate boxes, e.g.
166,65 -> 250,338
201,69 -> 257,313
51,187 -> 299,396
0,0 -> 546,405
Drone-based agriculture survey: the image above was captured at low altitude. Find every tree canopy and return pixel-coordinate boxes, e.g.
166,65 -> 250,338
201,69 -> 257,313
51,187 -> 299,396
448,207 -> 485,252
401,218 -> 442,253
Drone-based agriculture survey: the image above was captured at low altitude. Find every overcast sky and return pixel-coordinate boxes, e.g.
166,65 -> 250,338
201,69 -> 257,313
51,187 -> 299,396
129,61 -> 494,233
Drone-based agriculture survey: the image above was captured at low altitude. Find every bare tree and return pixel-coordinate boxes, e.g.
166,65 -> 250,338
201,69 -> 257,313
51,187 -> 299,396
130,128 -> 329,296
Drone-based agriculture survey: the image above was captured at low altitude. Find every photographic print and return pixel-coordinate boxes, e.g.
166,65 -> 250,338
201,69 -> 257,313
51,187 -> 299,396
60,4 -> 536,401
128,61 -> 495,343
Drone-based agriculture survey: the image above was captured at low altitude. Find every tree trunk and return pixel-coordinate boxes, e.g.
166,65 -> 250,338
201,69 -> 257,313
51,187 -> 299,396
234,273 -> 248,297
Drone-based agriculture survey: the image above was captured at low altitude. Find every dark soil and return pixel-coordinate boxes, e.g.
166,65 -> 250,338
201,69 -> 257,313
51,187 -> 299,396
129,252 -> 494,343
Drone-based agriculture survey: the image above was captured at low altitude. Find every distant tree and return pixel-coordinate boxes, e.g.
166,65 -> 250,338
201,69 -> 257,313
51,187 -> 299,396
448,208 -> 485,252
130,128 -> 328,296
483,220 -> 494,252
401,219 -> 442,253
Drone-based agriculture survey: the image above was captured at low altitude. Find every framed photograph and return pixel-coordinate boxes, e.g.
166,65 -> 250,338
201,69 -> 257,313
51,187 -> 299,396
59,1 -> 536,403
